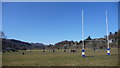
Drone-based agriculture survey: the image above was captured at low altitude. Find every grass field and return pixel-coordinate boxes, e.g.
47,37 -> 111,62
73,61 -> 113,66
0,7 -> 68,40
2,48 -> 118,66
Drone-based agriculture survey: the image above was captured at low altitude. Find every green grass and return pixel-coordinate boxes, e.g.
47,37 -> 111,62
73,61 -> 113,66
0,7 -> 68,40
0,52 -> 2,67
2,48 -> 118,66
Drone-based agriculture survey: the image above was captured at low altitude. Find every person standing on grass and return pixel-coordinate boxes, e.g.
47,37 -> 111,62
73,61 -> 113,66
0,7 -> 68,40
42,47 -> 45,52
93,48 -> 95,53
22,52 -> 25,55
53,50 -> 55,52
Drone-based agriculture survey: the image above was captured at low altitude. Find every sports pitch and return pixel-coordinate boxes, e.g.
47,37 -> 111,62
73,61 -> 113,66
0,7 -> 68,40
2,48 -> 118,66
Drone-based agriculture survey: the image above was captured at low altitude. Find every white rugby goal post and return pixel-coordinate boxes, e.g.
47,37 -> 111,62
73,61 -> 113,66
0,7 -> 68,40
81,10 -> 110,57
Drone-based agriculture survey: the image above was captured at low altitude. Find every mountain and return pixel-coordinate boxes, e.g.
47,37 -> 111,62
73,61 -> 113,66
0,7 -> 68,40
2,39 -> 46,50
30,43 -> 46,49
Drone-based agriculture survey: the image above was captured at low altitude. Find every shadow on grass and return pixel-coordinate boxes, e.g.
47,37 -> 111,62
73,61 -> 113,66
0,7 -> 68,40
82,54 -> 118,58
84,56 -> 94,57
107,54 -> 118,57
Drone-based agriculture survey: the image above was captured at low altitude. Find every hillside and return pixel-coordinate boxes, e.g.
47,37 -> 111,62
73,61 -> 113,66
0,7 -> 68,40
1,29 -> 119,50
2,39 -> 46,50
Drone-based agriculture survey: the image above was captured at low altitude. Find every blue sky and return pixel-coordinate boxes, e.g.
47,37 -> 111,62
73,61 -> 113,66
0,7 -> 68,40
2,2 -> 118,45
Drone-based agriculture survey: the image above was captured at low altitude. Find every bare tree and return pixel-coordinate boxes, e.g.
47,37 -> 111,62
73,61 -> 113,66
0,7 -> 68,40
0,31 -> 7,39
